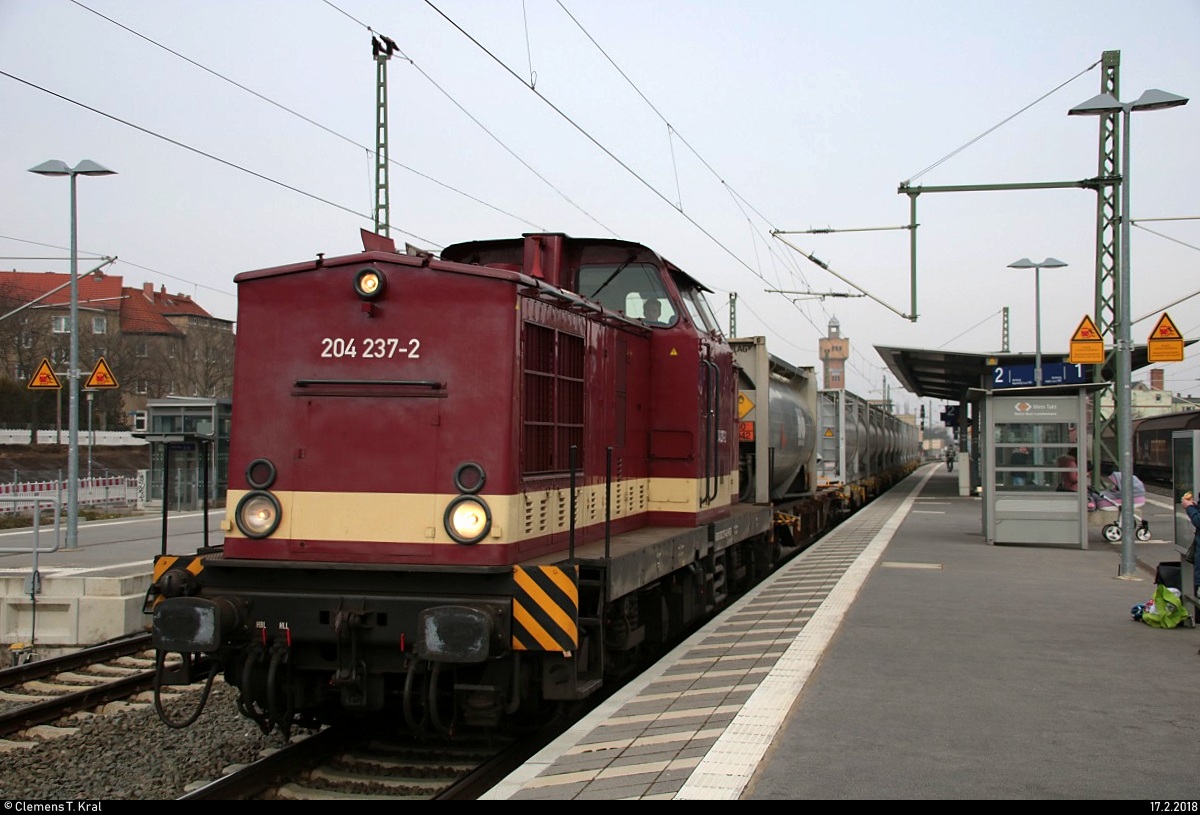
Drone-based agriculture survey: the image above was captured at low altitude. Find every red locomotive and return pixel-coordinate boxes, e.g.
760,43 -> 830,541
147,230 -> 918,736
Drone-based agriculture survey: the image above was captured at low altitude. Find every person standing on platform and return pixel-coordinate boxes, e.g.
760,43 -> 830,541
1011,446 -> 1030,486
1056,454 -> 1079,492
1181,492 -> 1200,598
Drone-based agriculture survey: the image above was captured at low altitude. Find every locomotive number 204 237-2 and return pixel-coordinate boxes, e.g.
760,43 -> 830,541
320,337 -> 421,359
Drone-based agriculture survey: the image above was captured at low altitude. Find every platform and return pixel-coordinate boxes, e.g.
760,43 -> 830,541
483,463 -> 1196,800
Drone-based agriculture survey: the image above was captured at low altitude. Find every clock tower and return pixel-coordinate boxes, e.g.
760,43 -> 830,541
818,317 -> 849,390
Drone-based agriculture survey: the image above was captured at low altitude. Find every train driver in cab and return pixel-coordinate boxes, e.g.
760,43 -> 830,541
643,297 -> 664,324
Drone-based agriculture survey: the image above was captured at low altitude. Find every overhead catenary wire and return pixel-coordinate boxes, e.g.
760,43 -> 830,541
46,3 -> 916,393
318,0 -> 611,236
0,70 -> 440,249
0,234 -> 235,305
513,1 -> 904,392
422,0 -> 768,286
904,59 -> 1101,184
69,0 -> 546,238
69,0 -> 879,384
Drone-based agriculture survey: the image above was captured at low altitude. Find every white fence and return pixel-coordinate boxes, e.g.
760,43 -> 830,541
0,430 -> 147,447
0,475 -> 140,515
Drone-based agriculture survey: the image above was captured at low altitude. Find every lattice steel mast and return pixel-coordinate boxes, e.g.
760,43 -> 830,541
372,35 -> 397,236
1089,50 -> 1121,488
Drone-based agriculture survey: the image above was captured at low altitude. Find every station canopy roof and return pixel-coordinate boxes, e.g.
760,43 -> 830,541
874,344 -> 1193,404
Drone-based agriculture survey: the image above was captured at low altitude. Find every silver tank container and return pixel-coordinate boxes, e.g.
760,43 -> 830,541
767,375 -> 816,498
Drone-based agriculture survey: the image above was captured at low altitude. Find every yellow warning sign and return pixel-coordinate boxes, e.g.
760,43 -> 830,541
1148,312 -> 1184,363
27,358 -> 61,390
85,357 -> 119,389
1071,315 -> 1103,342
737,392 -> 755,420
824,428 -> 834,437
1069,315 -> 1105,365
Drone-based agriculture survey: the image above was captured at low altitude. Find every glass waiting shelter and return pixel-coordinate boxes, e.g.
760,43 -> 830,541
981,388 -> 1093,547
1173,430 -> 1199,621
136,396 -> 232,511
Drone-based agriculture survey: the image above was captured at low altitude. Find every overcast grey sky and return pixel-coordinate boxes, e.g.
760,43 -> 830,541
2,0 -> 1198,408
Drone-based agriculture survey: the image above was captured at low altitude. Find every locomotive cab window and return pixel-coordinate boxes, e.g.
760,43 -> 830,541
671,272 -> 722,337
578,261 -> 664,315
627,292 -> 676,326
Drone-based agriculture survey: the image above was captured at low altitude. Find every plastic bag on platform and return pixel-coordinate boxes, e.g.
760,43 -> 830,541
1139,583 -> 1188,629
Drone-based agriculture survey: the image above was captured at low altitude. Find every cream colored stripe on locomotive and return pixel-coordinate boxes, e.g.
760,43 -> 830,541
224,473 -> 734,544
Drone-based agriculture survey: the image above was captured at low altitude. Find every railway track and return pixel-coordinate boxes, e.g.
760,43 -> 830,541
179,724 -> 539,800
0,632 -> 163,739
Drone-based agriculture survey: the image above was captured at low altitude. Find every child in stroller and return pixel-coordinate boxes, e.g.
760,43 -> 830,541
1088,467 -> 1151,542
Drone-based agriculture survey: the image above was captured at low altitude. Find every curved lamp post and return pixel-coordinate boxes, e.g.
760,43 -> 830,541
28,160 -> 117,550
1069,88 -> 1188,577
1007,257 -> 1068,386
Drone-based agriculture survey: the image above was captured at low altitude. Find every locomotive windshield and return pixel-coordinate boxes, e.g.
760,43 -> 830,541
672,272 -> 723,338
579,261 -> 668,317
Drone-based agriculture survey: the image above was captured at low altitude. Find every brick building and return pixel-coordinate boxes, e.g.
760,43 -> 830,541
0,271 -> 234,432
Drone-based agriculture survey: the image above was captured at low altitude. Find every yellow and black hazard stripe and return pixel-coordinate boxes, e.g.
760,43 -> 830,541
144,554 -> 207,612
151,554 -> 205,583
511,565 -> 579,652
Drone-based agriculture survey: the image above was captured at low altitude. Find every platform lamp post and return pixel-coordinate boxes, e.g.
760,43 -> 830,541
28,160 -> 117,550
1069,88 -> 1189,577
1007,257 -> 1067,386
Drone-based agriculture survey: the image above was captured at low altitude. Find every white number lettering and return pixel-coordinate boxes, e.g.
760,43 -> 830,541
322,338 -> 419,359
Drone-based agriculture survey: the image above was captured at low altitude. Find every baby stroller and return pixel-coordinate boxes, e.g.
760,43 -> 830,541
1087,470 -> 1151,542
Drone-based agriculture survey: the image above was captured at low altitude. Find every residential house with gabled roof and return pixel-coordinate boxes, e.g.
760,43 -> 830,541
0,270 -> 234,432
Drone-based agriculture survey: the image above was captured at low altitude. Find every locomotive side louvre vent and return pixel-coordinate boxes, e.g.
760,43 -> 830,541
555,489 -> 568,529
523,493 -> 549,535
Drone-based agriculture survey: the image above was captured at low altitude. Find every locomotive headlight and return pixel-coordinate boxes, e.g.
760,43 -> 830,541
444,495 -> 491,545
354,267 -> 386,300
235,490 -> 282,539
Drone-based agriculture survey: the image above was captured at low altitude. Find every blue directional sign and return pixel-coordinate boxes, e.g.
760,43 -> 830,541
991,362 -> 1090,389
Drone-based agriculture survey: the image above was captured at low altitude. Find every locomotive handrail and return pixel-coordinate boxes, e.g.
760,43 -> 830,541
701,359 -> 719,506
295,379 -> 444,387
291,379 -> 447,399
519,283 -> 648,331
